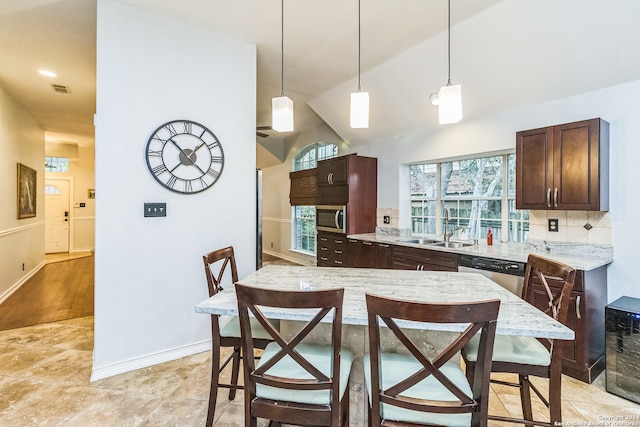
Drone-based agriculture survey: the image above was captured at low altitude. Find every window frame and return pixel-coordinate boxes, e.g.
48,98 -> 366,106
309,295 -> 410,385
410,152 -> 529,243
290,142 -> 338,255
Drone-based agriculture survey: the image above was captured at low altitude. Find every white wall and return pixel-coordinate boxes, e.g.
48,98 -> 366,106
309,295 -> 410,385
92,0 -> 256,379
0,85 -> 45,303
355,80 -> 640,302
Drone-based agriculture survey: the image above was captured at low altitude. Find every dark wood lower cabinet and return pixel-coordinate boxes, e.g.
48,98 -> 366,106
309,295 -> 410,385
390,245 -> 458,272
528,267 -> 607,383
317,231 -> 348,267
347,239 -> 392,269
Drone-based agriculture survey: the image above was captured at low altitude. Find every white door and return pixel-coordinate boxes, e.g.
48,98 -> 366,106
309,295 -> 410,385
45,179 -> 70,253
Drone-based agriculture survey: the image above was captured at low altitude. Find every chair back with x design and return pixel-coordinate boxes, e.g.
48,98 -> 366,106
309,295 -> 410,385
365,293 -> 500,427
236,283 -> 351,427
203,246 -> 238,297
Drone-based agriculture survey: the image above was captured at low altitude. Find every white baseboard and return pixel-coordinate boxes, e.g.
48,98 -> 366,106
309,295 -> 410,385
90,340 -> 212,382
0,260 -> 46,304
262,249 -> 313,266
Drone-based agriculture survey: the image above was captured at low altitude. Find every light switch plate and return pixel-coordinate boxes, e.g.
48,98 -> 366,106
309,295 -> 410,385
548,218 -> 559,232
144,203 -> 167,217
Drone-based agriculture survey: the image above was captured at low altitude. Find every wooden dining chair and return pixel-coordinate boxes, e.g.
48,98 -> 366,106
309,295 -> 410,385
202,246 -> 278,427
462,253 -> 577,427
235,283 -> 353,427
364,293 -> 501,427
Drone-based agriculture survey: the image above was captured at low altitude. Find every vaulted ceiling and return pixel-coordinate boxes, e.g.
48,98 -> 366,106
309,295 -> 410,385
1,0 -> 639,153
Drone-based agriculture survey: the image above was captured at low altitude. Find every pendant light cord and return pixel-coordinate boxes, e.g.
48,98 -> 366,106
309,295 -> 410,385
357,0 -> 362,92
280,0 -> 285,96
447,0 -> 452,86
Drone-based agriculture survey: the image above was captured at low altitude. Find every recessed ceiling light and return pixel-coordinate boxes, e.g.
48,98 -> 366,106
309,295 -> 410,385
39,70 -> 57,77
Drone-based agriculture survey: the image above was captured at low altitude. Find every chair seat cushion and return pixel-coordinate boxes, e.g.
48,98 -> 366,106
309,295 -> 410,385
463,334 -> 551,366
219,315 -> 279,341
255,342 -> 354,405
363,352 -> 472,427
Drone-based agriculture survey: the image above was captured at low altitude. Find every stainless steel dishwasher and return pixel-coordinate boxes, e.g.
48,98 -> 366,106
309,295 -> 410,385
458,254 -> 526,297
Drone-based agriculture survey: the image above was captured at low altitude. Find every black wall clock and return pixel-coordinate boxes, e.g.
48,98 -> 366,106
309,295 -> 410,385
145,119 -> 224,194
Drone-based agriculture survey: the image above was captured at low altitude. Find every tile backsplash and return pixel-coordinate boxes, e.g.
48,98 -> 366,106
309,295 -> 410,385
526,210 -> 611,245
376,208 -> 612,245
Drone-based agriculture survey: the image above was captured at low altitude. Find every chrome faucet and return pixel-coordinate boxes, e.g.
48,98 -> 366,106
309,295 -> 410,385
443,208 -> 453,242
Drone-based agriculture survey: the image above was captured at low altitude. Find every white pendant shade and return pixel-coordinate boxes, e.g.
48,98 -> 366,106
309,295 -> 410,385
350,91 -> 369,128
272,95 -> 294,132
437,84 -> 462,124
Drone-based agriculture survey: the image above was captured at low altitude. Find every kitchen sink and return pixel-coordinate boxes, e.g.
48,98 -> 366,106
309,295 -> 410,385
428,241 -> 474,248
401,238 -> 439,245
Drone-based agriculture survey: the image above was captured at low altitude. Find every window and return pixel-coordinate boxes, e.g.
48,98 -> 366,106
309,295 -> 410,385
410,153 -> 529,243
45,156 -> 69,173
291,142 -> 338,254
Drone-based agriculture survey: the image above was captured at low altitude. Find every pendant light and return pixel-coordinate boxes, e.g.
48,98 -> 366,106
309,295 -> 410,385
272,0 -> 294,132
350,0 -> 369,128
430,0 -> 462,124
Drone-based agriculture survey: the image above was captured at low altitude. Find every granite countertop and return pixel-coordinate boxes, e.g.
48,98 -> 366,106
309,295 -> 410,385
347,233 -> 613,271
196,265 -> 574,340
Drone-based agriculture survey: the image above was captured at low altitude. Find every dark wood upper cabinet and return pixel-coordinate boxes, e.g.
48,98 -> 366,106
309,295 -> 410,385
316,154 -> 377,235
289,168 -> 317,206
516,118 -> 609,211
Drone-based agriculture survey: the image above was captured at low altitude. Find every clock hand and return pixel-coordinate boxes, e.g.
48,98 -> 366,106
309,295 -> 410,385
168,138 -> 196,165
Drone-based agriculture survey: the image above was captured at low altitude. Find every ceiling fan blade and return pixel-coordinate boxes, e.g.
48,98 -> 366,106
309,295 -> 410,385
256,126 -> 272,131
256,132 -> 269,138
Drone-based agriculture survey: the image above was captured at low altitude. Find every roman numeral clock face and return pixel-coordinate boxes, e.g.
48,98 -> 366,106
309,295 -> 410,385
145,120 -> 224,194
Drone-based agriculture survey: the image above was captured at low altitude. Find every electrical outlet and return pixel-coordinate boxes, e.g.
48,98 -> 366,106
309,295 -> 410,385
548,218 -> 559,232
383,215 -> 391,224
144,203 -> 167,217
22,263 -> 25,271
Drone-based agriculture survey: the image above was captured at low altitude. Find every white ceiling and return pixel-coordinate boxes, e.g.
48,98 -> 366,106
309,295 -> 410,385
0,0 -> 500,148
1,0 -> 640,151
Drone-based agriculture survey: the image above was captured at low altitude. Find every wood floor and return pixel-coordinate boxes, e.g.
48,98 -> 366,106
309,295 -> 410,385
0,255 -> 94,331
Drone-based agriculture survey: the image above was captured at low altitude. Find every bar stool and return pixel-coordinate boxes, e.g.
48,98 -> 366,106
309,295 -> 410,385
202,246 -> 278,427
364,293 -> 500,427
462,253 -> 576,427
235,283 -> 352,427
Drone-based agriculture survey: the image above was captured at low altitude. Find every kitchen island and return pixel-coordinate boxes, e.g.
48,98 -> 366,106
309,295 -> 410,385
196,265 -> 574,425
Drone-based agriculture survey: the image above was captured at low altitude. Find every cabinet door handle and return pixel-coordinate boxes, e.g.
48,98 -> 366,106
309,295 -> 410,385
320,256 -> 328,261
320,247 -> 328,251
547,188 -> 551,208
328,172 -> 333,185
378,244 -> 389,248
554,188 -> 558,208
576,295 -> 581,319
335,250 -> 343,254
416,265 -> 421,270
363,241 -> 373,246
335,239 -> 343,244
320,237 -> 328,242
334,260 -> 343,265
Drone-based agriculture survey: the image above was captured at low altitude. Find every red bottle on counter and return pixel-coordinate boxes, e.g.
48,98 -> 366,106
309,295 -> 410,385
487,227 -> 493,246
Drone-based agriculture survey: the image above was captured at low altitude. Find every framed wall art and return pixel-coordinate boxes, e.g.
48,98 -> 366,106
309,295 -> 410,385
88,188 -> 95,199
17,163 -> 37,219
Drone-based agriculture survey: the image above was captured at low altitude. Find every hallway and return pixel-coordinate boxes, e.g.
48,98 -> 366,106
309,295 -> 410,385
0,253 -> 93,331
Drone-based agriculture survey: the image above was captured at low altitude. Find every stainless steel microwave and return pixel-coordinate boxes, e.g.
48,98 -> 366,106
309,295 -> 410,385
316,205 -> 346,233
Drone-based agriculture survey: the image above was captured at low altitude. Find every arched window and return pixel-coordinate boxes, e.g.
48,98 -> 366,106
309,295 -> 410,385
292,142 -> 338,254
293,142 -> 338,171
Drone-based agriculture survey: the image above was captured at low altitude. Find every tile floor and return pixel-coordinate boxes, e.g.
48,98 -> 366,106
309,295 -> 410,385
1,316 -> 639,426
